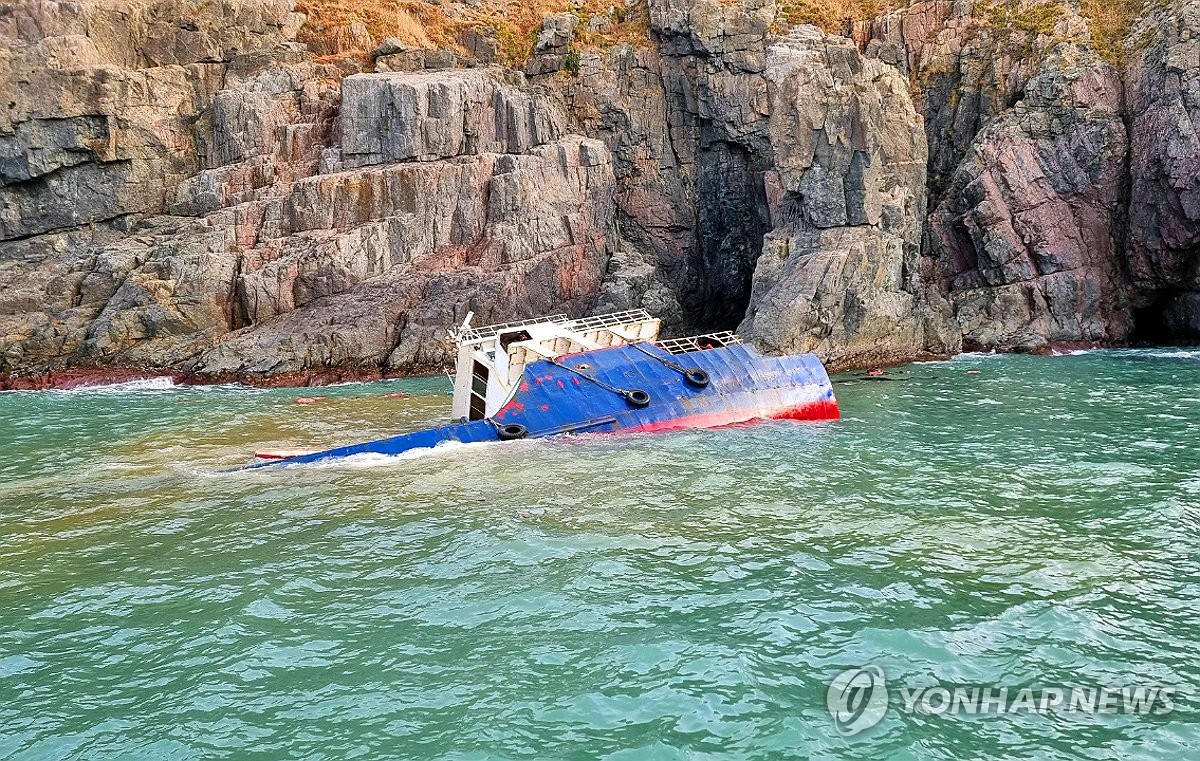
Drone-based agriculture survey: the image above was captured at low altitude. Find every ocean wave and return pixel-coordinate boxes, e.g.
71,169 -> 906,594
5,349 -> 1200,758
1080,347 -> 1200,361
215,438 -> 508,473
1143,349 -> 1200,360
952,351 -> 1003,361
36,377 -> 270,396
49,376 -> 180,395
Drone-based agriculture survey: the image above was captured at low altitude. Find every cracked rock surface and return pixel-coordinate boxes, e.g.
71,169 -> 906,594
2,0 -> 1200,386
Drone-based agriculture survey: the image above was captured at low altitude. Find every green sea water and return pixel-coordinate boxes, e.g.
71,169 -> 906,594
1,349 -> 1199,759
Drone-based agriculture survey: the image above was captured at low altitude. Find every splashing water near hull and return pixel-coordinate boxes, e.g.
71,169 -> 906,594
2,350 -> 1199,758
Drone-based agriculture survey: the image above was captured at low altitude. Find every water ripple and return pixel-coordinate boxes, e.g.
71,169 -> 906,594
0,352 -> 1198,758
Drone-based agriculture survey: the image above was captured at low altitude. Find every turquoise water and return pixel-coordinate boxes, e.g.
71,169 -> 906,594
1,350 -> 1198,759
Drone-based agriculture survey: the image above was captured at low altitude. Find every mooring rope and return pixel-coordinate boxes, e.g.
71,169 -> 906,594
545,357 -> 629,396
628,342 -> 710,388
545,357 -> 652,407
628,342 -> 690,375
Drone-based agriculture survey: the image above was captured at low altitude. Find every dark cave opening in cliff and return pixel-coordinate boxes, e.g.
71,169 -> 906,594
1131,291 -> 1200,346
1130,303 -> 1169,346
686,141 -> 772,333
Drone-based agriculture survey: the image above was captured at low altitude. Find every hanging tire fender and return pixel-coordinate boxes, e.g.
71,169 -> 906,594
684,368 -> 710,388
496,423 -> 528,441
624,389 -> 652,408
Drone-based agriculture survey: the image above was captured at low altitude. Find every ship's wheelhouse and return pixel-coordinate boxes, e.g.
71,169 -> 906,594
449,310 -> 662,421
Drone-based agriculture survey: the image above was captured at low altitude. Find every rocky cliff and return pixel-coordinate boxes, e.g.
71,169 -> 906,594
0,0 -> 1197,388
1126,0 -> 1200,338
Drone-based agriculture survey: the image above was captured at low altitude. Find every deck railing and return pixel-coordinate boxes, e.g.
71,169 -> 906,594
564,310 -> 655,332
455,310 -> 655,344
656,331 -> 743,355
455,314 -> 572,343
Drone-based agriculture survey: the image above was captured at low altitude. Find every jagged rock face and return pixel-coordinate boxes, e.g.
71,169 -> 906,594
0,58 -> 226,240
572,0 -> 958,366
0,2 -> 617,380
650,0 -> 776,329
572,0 -> 959,366
563,0 -> 777,332
738,29 -> 959,368
858,0 -> 1093,199
650,0 -> 775,63
927,45 -> 1132,351
5,0 -> 1200,387
171,59 -> 340,218
0,0 -> 308,236
0,0 -> 304,68
1126,1 -> 1200,339
592,250 -> 686,327
336,70 -> 565,167
852,0 -> 1159,351
210,71 -> 617,376
563,45 -> 701,330
196,136 -> 616,375
0,0 -> 313,375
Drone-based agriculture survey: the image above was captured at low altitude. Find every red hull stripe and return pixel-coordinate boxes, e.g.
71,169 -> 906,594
625,398 -> 840,433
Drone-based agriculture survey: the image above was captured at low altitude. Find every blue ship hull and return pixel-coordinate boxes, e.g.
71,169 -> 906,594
247,343 -> 838,468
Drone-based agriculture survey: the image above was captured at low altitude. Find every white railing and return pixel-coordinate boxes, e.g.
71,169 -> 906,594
564,310 -> 654,331
656,331 -> 743,355
455,310 -> 655,344
455,314 -> 572,343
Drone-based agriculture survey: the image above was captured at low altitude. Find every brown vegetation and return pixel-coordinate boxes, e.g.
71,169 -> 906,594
772,0 -> 907,34
1080,0 -> 1147,67
294,0 -> 452,53
294,0 -> 651,66
293,0 -> 1148,69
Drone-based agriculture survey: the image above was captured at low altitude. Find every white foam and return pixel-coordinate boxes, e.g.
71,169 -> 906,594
312,379 -> 378,389
51,376 -> 178,395
952,351 -> 1003,362
271,438 -> 504,470
1080,348 -> 1200,360
21,377 -> 264,397
1144,349 -> 1200,360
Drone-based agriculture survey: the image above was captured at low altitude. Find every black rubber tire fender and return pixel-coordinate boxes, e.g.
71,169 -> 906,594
496,423 -> 529,441
684,368 -> 710,388
624,389 -> 652,408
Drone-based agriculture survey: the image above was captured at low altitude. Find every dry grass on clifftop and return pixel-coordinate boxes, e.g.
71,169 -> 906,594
771,0 -> 907,34
295,0 -> 650,66
294,0 -> 1150,69
775,0 -> 1148,58
1080,0 -> 1149,66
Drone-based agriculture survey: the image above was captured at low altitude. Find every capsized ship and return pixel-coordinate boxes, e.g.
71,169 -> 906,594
248,310 -> 839,467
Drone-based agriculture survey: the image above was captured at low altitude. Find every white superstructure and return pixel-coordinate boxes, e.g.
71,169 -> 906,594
449,310 -> 662,421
